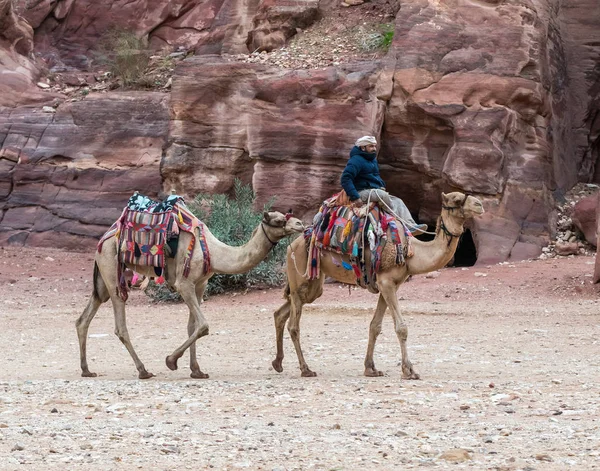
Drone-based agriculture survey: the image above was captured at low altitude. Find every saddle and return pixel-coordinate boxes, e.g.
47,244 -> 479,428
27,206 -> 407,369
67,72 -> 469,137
98,193 -> 210,301
305,192 -> 412,293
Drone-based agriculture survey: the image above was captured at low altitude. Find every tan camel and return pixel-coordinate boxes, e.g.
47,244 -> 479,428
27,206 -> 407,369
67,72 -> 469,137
76,211 -> 304,379
271,192 -> 484,379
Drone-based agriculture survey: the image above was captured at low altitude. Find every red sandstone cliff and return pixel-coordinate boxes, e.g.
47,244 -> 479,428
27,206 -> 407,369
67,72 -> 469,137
0,0 -> 599,263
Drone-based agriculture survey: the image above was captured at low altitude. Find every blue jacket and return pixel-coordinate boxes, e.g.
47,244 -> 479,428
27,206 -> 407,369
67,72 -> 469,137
340,146 -> 385,201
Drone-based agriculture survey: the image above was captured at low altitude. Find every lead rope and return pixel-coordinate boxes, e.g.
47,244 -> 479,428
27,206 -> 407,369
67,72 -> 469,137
365,189 -> 437,236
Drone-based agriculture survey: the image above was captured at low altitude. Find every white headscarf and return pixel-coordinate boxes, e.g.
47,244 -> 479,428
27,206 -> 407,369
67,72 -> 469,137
355,135 -> 377,147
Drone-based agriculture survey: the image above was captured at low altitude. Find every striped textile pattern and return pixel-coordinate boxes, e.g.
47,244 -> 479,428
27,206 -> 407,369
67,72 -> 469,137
305,196 -> 411,288
97,195 -> 211,301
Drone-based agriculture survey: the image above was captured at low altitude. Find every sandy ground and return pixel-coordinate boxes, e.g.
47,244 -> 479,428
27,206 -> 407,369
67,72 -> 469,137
1,245 -> 600,470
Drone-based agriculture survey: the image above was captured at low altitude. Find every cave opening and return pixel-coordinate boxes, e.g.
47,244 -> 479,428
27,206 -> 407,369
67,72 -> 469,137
417,226 -> 477,267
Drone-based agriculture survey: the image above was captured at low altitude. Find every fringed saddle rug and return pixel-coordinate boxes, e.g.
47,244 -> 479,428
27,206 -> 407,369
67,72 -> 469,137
305,192 -> 412,290
98,193 -> 210,301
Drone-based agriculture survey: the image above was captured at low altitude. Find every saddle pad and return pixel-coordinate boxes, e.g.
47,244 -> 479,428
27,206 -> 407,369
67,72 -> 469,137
97,192 -> 211,302
118,210 -> 170,268
306,198 -> 411,287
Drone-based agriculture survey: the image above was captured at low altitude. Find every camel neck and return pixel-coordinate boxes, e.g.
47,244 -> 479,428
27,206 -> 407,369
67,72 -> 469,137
206,224 -> 279,275
406,211 -> 465,275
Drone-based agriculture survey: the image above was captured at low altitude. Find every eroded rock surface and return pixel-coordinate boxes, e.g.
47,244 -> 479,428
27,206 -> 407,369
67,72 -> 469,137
1,0 -> 599,264
0,93 -> 168,249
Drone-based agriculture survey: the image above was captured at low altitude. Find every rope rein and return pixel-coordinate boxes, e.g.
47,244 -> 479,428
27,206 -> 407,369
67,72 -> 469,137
291,193 -> 469,278
261,222 -> 279,247
364,189 -> 438,236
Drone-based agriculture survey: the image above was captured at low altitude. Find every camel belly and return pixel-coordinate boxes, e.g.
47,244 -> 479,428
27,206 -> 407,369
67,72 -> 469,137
319,251 -> 359,285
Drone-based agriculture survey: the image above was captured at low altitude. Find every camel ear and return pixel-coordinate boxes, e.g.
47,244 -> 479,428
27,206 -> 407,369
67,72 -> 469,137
263,211 -> 270,223
441,192 -> 449,204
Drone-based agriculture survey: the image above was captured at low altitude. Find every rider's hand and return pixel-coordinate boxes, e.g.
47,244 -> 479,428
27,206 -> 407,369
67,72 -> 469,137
352,199 -> 364,208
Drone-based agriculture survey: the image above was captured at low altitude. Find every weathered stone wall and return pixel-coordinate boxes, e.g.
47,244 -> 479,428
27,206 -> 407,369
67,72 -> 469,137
164,58 -> 385,215
1,0 -> 599,264
0,93 -> 168,249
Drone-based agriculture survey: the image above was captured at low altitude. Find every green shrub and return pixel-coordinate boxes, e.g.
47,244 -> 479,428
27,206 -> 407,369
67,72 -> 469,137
189,179 -> 290,296
143,180 -> 291,303
97,29 -> 150,86
360,25 -> 395,52
144,279 -> 182,303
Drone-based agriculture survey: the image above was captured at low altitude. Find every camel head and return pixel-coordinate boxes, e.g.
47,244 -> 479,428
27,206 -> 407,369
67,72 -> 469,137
262,210 -> 305,239
442,192 -> 484,219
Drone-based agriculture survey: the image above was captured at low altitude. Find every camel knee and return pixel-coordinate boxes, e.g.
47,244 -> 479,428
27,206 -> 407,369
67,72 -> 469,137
114,328 -> 126,343
395,324 -> 408,341
287,324 -> 299,340
274,303 -> 290,326
196,323 -> 209,338
369,320 -> 382,337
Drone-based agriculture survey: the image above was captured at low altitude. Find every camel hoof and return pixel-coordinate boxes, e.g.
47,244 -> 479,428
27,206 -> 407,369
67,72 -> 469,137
301,370 -> 317,378
190,371 -> 209,379
81,371 -> 97,378
403,371 -> 421,380
364,368 -> 385,377
139,371 -> 155,380
165,355 -> 178,371
272,359 -> 283,373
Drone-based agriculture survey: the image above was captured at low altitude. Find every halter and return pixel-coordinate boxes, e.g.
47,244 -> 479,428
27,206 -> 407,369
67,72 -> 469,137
261,210 -> 295,247
261,222 -> 279,247
439,194 -> 469,246
441,193 -> 469,214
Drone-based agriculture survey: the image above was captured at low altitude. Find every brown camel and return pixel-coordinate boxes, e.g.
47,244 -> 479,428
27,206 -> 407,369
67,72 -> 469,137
271,192 -> 484,379
76,211 -> 304,379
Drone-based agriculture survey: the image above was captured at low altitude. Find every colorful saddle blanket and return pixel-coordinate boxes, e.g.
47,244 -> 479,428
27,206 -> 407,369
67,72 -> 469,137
305,195 -> 411,289
98,193 -> 210,301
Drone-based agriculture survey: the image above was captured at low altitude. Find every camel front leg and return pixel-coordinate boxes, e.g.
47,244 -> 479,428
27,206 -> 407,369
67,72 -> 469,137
364,294 -> 388,377
111,296 -> 154,379
165,283 -> 209,376
272,299 -> 291,373
187,281 -> 209,379
288,292 -> 317,377
378,279 -> 420,380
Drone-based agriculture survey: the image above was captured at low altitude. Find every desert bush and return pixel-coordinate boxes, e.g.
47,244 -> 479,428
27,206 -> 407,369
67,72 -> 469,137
144,279 -> 182,303
97,29 -> 150,86
190,179 -> 289,296
360,25 -> 394,52
144,180 -> 290,302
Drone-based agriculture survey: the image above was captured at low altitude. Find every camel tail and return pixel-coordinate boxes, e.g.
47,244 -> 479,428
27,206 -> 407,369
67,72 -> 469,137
282,282 -> 290,300
91,261 -> 111,303
92,262 -> 101,301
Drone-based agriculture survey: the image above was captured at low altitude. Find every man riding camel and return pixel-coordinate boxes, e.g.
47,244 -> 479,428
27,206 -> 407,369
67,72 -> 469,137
341,135 -> 427,235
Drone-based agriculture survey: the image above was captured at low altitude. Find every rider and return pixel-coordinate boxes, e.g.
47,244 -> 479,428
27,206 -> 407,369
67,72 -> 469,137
341,135 -> 427,235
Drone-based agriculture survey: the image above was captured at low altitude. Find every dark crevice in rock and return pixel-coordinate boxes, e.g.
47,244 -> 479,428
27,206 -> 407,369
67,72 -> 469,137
450,229 -> 477,267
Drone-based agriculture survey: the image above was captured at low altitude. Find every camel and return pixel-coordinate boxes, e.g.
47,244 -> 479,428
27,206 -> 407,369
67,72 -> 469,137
271,192 -> 484,379
76,210 -> 304,379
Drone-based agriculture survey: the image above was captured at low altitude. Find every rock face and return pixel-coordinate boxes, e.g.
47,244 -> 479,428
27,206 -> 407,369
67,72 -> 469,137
1,0 -> 600,265
0,93 -> 169,249
165,58 -> 384,214
25,0 -> 321,68
572,195 -> 598,247
0,0 -> 49,107
246,0 -> 319,52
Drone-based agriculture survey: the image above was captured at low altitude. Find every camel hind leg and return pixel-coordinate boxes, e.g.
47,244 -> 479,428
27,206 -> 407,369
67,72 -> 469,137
111,294 -> 155,379
76,262 -> 109,377
93,252 -> 154,379
364,294 -> 388,377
